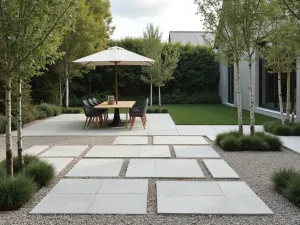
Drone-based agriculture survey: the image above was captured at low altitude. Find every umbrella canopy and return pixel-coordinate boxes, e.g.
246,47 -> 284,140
73,46 -> 155,66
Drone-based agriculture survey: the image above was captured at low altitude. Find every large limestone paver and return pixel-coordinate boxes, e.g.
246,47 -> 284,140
153,136 -> 208,145
23,145 -> 49,155
50,179 -> 103,194
157,181 -> 273,215
113,136 -> 148,145
41,158 -> 74,175
280,136 -> 300,154
40,145 -> 88,157
174,146 -> 220,158
126,159 -> 204,178
85,145 -> 171,158
65,159 -> 124,177
203,159 -> 239,179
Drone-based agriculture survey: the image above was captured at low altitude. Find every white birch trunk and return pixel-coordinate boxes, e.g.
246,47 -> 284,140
158,86 -> 161,109
150,76 -> 153,108
248,62 -> 255,136
59,74 -> 62,106
17,77 -> 24,171
278,72 -> 284,124
6,75 -> 13,177
285,72 -> 291,123
236,61 -> 243,134
66,77 -> 69,108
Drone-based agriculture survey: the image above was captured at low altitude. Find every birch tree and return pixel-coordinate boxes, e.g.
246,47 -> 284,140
154,44 -> 180,109
56,0 -> 113,107
195,0 -> 245,133
239,0 -> 276,136
0,0 -> 75,176
142,23 -> 163,108
261,16 -> 300,124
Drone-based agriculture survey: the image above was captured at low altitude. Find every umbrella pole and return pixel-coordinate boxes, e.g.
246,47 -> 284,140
112,62 -> 121,126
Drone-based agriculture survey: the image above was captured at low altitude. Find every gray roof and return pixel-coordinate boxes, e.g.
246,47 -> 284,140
169,31 -> 214,46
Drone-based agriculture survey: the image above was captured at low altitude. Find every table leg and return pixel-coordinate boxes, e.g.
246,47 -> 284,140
126,108 -> 128,128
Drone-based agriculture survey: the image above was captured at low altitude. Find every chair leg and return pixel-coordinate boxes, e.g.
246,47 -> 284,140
141,117 -> 145,129
87,117 -> 92,127
130,116 -> 135,130
83,117 -> 88,130
100,114 -> 103,127
96,117 -> 99,128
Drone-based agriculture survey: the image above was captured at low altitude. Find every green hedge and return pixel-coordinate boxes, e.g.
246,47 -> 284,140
264,121 -> 300,136
216,131 -> 282,151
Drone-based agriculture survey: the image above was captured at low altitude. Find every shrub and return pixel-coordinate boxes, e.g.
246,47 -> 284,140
263,134 -> 282,151
220,136 -> 241,151
73,109 -> 82,114
283,175 -> 300,207
36,103 -> 54,117
240,135 -> 265,151
154,109 -> 161,113
264,121 -> 280,133
62,108 -> 82,114
273,125 -> 293,136
1,155 -> 40,174
35,109 -> 47,119
272,168 -> 299,193
25,161 -> 55,188
51,105 -> 62,116
146,108 -> 153,114
0,166 -> 6,178
0,174 -> 37,210
11,115 -> 17,131
162,108 -> 169,113
292,125 -> 300,136
22,108 -> 36,124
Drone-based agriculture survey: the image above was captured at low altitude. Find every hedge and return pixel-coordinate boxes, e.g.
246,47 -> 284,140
264,121 -> 300,136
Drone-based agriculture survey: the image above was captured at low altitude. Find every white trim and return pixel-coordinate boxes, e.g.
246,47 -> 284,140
225,103 -> 234,107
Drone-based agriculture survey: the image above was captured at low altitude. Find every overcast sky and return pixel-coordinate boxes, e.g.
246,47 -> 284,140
110,0 -> 204,41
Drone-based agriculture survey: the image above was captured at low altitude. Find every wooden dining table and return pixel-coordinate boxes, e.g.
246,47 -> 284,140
95,101 -> 136,128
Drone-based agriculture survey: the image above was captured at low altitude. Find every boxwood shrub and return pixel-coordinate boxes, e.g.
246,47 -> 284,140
36,103 -> 54,117
216,131 -> 282,151
272,168 -> 300,208
264,121 -> 300,136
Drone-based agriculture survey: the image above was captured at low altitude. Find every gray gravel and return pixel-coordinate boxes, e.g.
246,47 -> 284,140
1,136 -> 300,225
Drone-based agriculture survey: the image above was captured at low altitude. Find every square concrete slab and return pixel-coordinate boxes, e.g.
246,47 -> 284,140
41,158 -> 73,175
174,146 -> 220,158
207,135 -> 216,141
87,193 -> 147,214
24,145 -> 49,155
31,193 -> 94,214
98,179 -> 148,194
126,159 -> 156,177
217,181 -> 256,196
157,195 -> 273,215
126,159 -> 204,178
139,146 -> 171,158
40,145 -> 88,157
113,136 -> 148,145
85,146 -> 140,157
157,181 -> 223,196
65,159 -> 123,177
50,179 -> 103,194
203,159 -> 239,179
153,136 -> 208,145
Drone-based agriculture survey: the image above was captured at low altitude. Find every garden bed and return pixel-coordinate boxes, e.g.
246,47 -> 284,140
264,121 -> 300,136
216,131 -> 282,151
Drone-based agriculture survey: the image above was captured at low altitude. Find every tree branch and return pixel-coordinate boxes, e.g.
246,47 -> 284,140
10,2 -> 74,73
283,0 -> 300,20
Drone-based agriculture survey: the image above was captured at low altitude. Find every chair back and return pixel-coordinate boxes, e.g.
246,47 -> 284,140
88,99 -> 95,107
82,100 -> 93,117
92,98 -> 99,105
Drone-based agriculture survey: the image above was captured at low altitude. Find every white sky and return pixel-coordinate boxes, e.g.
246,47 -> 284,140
110,0 -> 204,41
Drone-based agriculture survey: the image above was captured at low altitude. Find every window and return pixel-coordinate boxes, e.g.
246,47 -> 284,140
259,58 -> 297,113
228,64 -> 234,104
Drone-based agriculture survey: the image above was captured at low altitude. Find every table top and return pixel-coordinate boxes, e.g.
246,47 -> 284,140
95,101 -> 136,109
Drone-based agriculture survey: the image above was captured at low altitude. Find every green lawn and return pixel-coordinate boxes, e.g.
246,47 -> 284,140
160,104 -> 277,125
72,104 -> 277,125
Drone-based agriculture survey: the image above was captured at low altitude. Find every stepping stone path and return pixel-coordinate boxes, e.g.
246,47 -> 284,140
85,145 -> 171,158
113,136 -> 148,145
31,179 -> 148,214
31,139 -> 272,216
157,181 -> 272,215
65,159 -> 124,177
40,145 -> 88,157
153,136 -> 208,145
174,145 -> 220,158
203,159 -> 239,179
24,145 -> 49,155
126,159 -> 204,178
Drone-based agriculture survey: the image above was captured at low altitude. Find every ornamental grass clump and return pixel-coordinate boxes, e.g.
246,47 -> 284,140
264,121 -> 300,136
272,168 -> 299,193
25,161 -> 55,188
283,176 -> 300,207
0,175 -> 37,211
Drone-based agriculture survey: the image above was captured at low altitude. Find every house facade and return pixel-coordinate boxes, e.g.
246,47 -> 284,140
169,31 -> 300,121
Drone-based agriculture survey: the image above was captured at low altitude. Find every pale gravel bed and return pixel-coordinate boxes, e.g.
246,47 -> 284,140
0,136 -> 300,225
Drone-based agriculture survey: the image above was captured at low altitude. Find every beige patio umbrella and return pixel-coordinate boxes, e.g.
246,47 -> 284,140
73,46 -> 155,126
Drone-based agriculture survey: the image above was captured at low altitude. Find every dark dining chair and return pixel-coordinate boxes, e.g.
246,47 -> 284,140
82,100 -> 106,129
129,98 -> 148,130
90,98 -> 108,121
